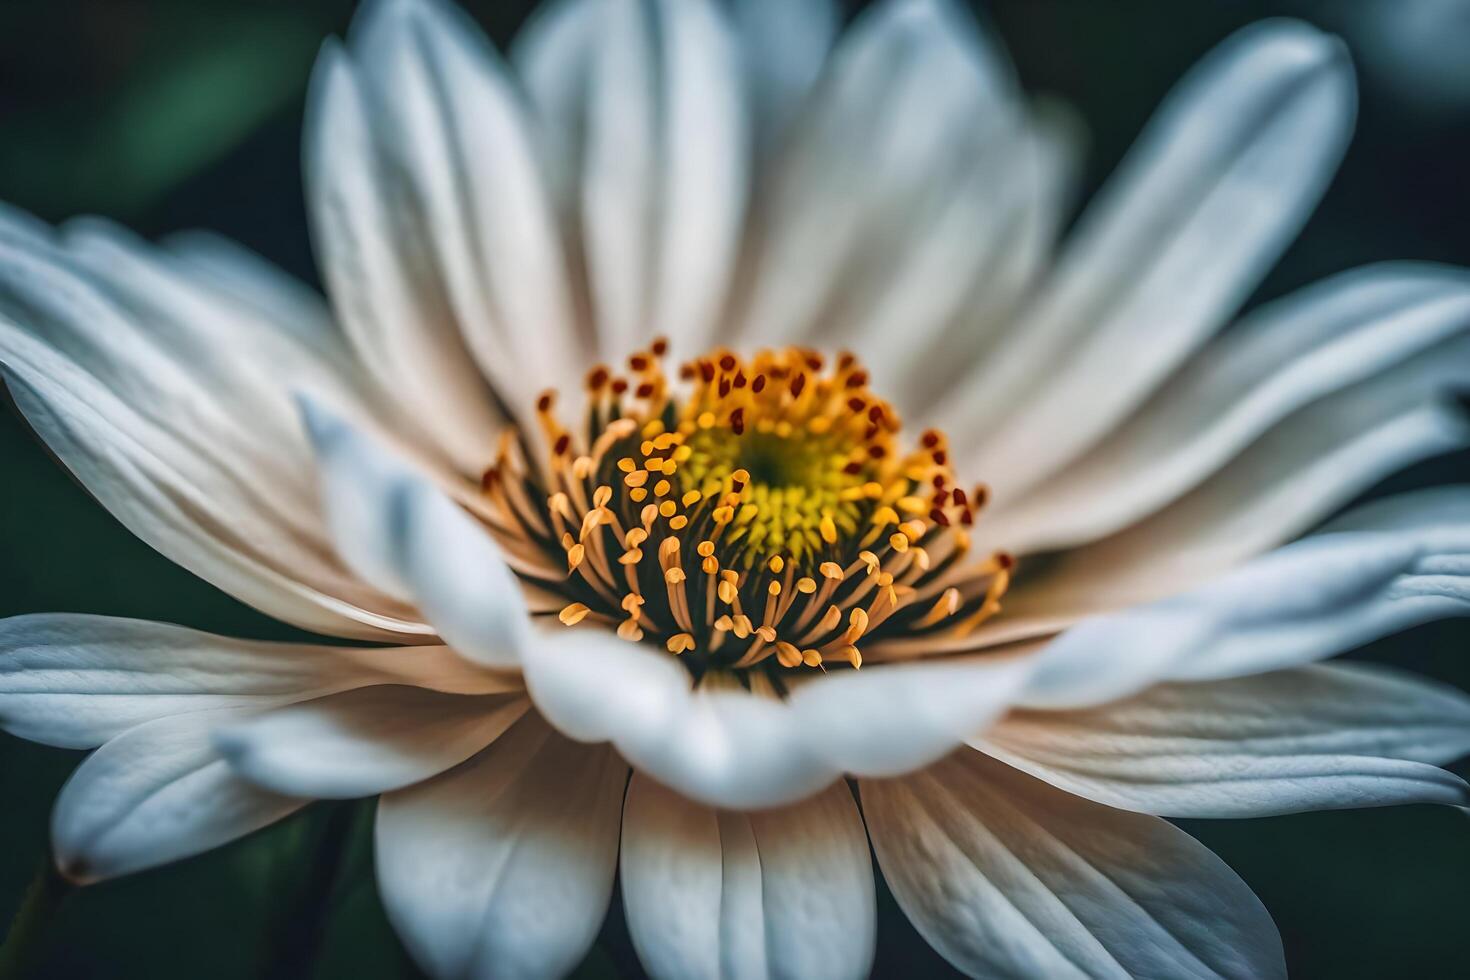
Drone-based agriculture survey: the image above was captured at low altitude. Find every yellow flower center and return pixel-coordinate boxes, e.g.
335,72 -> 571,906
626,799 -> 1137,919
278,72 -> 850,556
480,343 -> 1012,677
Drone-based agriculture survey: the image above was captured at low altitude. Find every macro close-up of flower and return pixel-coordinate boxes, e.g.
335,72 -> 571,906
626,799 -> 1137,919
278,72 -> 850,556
2,0 -> 1470,977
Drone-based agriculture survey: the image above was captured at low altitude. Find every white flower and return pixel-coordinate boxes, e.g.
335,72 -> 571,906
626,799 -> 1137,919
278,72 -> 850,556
2,0 -> 1470,976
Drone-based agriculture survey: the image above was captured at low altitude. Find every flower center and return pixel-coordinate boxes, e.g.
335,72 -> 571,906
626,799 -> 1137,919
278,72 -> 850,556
480,343 -> 1012,679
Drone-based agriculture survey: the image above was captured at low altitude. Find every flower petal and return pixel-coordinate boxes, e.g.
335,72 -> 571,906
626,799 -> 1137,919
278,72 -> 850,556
301,399 -> 532,669
620,774 -> 874,980
980,662 -> 1470,818
52,709 -> 307,884
303,35 -> 503,472
985,262 -> 1470,554
945,20 -> 1355,494
580,0 -> 748,359
1020,512 -> 1470,710
730,0 -> 840,162
0,216 -> 429,641
0,614 -> 509,750
347,0 -> 587,416
215,687 -> 529,799
862,750 -> 1285,980
733,0 -> 1020,357
982,377 -> 1470,640
375,713 -> 626,980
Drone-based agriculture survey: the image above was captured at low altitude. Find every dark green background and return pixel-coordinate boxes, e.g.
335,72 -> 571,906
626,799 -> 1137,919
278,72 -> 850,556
2,1 -> 1468,977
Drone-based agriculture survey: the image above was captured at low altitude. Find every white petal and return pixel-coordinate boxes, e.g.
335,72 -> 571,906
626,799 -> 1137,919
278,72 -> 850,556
348,0 -> 587,414
301,399 -> 532,668
980,662 -> 1470,818
52,709 -> 307,884
944,20 -> 1355,494
215,687 -> 529,799
0,217 -> 428,641
1021,516 -> 1470,710
304,37 -> 502,472
733,0 -> 1018,355
520,624 -> 836,809
991,385 -> 1470,639
730,0 -> 840,161
0,614 -> 515,750
579,0 -> 748,360
862,750 -> 1285,979
375,714 -> 626,980
159,229 -> 336,338
985,262 -> 1470,553
510,0 -> 599,214
523,621 -> 1038,807
620,774 -> 874,980
647,0 -> 748,357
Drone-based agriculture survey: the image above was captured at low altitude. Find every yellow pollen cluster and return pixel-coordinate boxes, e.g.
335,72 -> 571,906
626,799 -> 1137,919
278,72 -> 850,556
479,342 -> 1012,678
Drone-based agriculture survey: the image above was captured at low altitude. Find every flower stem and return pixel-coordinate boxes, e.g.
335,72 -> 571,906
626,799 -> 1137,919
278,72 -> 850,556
261,800 -> 361,980
0,855 -> 72,980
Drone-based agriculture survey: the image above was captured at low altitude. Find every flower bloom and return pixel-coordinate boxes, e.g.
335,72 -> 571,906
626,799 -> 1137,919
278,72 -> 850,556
4,0 -> 1470,976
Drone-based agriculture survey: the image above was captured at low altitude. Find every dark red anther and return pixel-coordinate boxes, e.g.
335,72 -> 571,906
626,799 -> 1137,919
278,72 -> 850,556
959,509 -> 975,526
867,444 -> 886,459
845,371 -> 868,389
629,354 -> 650,372
700,361 -> 717,383
537,392 -> 555,413
553,433 -> 572,456
867,405 -> 883,423
734,370 -> 748,388
932,450 -> 948,466
586,367 -> 610,390
611,378 -> 629,395
719,378 -> 731,398
730,407 -> 746,435
719,354 -> 737,372
679,363 -> 696,380
929,508 -> 950,527
635,382 -> 655,399
996,552 -> 1015,570
790,373 -> 807,398
953,488 -> 969,508
752,374 -> 768,394
920,430 -> 940,448
651,337 -> 669,356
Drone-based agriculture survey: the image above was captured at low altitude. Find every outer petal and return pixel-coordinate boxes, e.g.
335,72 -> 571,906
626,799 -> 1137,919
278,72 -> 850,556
0,217 -> 428,641
214,687 -> 530,799
301,399 -> 532,669
52,709 -> 307,884
0,614 -> 510,750
375,713 -> 627,980
1020,516 -> 1470,710
983,262 -> 1470,554
729,0 -> 840,161
620,774 -> 874,980
979,663 -> 1470,817
862,750 -> 1285,980
944,20 -> 1355,494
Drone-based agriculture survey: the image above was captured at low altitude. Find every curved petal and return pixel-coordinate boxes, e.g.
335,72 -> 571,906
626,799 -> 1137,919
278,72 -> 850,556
620,774 -> 874,980
215,687 -> 529,799
581,0 -> 748,359
346,0 -> 587,415
510,0 -> 599,213
731,0 -> 1020,357
985,262 -> 1470,553
375,713 -> 627,980
943,20 -> 1355,494
0,614 -> 509,750
304,35 -> 503,471
1020,515 -> 1470,710
862,750 -> 1285,980
979,662 -> 1470,818
0,217 -> 429,642
522,620 -> 1038,808
730,0 -> 840,162
301,399 -> 532,669
52,709 -> 307,884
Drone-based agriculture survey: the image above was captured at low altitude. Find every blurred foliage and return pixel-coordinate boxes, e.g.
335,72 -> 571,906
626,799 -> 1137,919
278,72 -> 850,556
1,1 -> 1469,978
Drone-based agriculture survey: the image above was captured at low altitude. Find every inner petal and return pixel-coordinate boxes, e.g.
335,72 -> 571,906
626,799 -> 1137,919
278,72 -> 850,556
481,343 -> 1013,681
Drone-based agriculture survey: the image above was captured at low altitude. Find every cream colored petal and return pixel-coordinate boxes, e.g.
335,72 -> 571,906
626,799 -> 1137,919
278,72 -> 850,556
980,662 -> 1470,817
0,613 -> 515,750
862,750 -> 1285,979
620,774 -> 874,980
375,713 -> 627,980
943,20 -> 1354,495
52,709 -> 307,884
